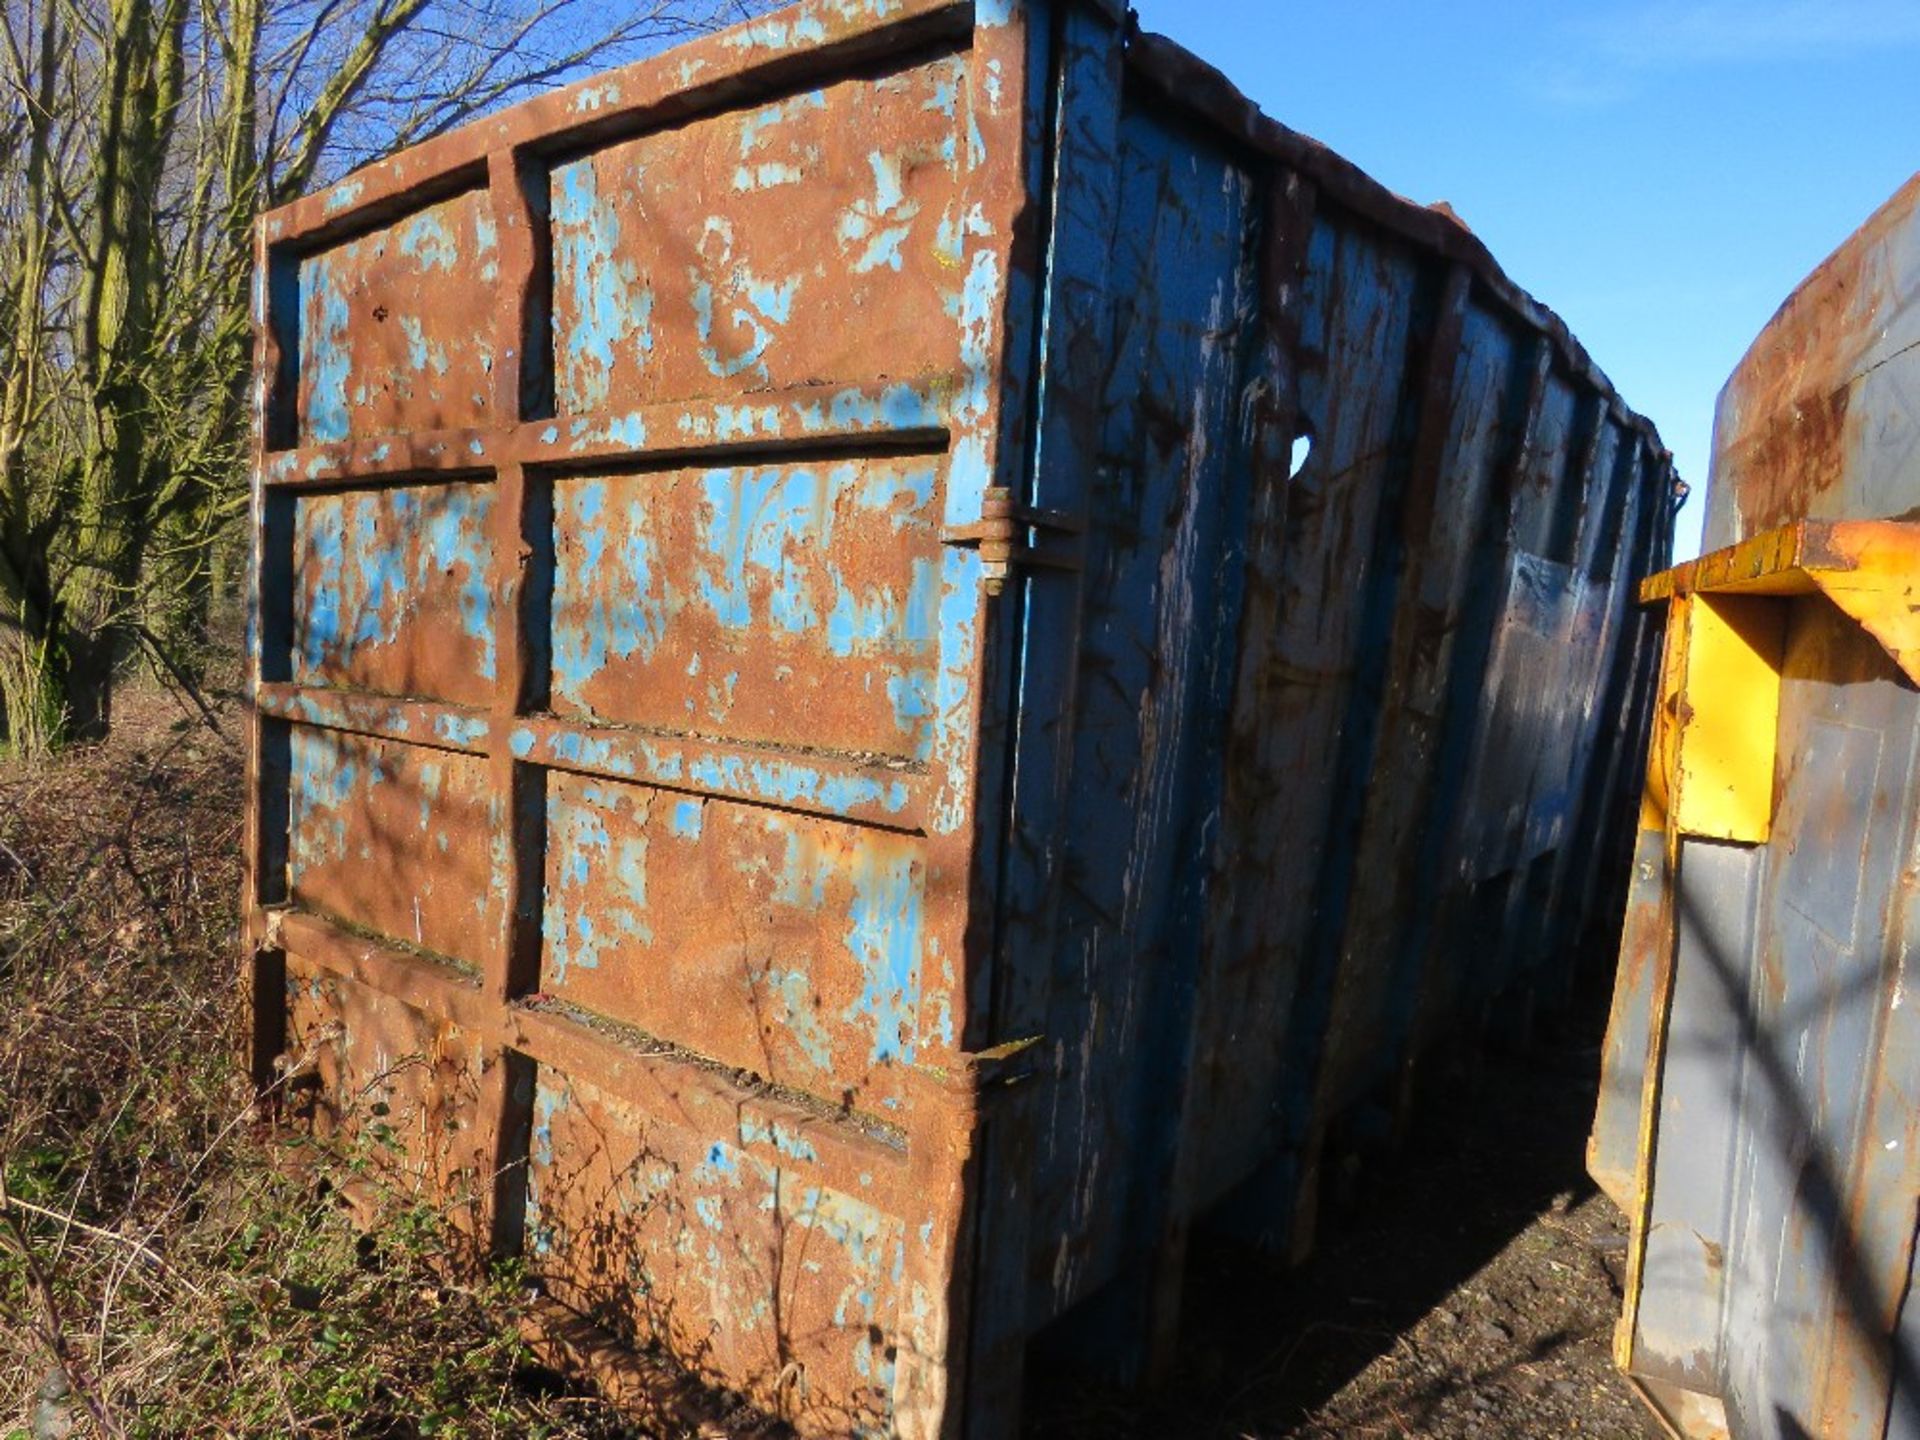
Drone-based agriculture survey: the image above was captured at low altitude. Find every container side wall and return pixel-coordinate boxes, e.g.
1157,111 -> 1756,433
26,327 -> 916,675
1170,217 -> 1675,1256
1710,610 -> 1920,1439
1708,175 -> 1920,549
1026,89 -> 1262,1316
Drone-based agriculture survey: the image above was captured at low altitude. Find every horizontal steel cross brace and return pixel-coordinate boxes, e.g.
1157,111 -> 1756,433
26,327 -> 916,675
262,379 -> 954,490
255,684 -> 928,832
1640,517 -> 1920,687
261,906 -> 967,1218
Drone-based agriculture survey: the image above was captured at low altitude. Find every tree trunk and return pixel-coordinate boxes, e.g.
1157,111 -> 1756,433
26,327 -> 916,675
143,515 -> 216,686
60,628 -> 116,743
0,604 -> 74,758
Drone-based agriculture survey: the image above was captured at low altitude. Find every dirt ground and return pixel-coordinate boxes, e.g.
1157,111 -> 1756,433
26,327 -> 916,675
1028,1033 -> 1664,1439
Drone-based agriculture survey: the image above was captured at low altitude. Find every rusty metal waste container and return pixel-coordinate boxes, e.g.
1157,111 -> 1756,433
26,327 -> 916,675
1591,173 -> 1920,1440
243,1 -> 1678,1434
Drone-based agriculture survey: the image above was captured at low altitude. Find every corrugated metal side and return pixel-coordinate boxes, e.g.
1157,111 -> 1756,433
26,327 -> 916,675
982,27 -> 1678,1382
1022,75 -> 1267,1321
1079,36 -> 1679,1292
1594,173 -> 1920,1440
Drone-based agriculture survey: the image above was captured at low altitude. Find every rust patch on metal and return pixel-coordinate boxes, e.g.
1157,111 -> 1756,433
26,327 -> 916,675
290,480 -> 497,706
287,727 -> 507,966
547,455 -> 945,762
525,1067 -> 913,1437
1711,173 -> 1920,540
297,187 -> 502,445
282,960 -> 492,1205
548,53 -> 977,414
540,770 -> 943,1114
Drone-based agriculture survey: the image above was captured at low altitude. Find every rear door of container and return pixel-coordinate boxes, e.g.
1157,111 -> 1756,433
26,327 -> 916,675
245,4 -> 1047,1435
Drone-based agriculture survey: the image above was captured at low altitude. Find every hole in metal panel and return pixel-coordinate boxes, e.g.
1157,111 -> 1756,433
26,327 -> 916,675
1289,429 -> 1314,480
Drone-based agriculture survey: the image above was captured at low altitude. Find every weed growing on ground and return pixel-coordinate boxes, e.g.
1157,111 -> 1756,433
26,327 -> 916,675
0,685 -> 656,1438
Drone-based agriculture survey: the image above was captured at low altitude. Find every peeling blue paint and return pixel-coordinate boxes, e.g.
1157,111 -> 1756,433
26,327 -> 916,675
767,965 -> 835,1072
545,781 -> 656,985
722,11 -> 830,53
322,178 -> 365,215
694,466 -> 822,634
288,726 -> 355,868
839,152 -> 921,273
842,849 -> 924,1065
669,799 -> 705,839
293,483 -> 495,692
738,1112 -> 821,1164
552,159 -> 652,413
301,259 -> 353,445
929,547 -> 981,835
569,80 -> 622,114
396,209 -> 458,273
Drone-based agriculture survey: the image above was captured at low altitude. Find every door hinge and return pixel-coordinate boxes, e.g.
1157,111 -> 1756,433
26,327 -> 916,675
943,486 -> 1083,595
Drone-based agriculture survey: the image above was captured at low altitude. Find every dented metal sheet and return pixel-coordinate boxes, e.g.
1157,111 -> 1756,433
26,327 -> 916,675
1593,175 -> 1920,1440
245,2 -> 1676,1434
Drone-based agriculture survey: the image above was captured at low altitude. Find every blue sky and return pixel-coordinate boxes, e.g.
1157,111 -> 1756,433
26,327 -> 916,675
1128,0 -> 1920,559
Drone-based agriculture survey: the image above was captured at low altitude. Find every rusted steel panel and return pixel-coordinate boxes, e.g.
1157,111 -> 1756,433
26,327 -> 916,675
524,1066 -> 913,1437
1593,174 -> 1920,1440
246,2 -> 1676,1432
547,457 -> 945,759
297,188 -> 501,445
287,726 -> 507,966
540,770 -> 944,1113
548,55 -> 976,414
282,960 -> 492,1205
290,480 -> 496,706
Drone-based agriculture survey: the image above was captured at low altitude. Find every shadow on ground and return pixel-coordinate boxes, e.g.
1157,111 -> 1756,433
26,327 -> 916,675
1026,999 -> 1663,1439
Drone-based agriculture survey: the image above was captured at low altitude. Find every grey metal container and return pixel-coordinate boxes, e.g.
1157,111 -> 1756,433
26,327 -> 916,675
1591,172 -> 1920,1440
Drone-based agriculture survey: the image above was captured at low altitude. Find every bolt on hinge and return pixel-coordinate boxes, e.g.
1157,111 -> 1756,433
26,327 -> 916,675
941,486 -> 1083,595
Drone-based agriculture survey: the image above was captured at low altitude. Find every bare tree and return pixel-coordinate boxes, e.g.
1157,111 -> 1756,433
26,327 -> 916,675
0,0 -> 759,755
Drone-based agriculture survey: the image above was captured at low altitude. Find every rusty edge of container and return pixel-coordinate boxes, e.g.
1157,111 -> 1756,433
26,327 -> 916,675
1707,169 -> 1920,546
1122,28 -> 1680,484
